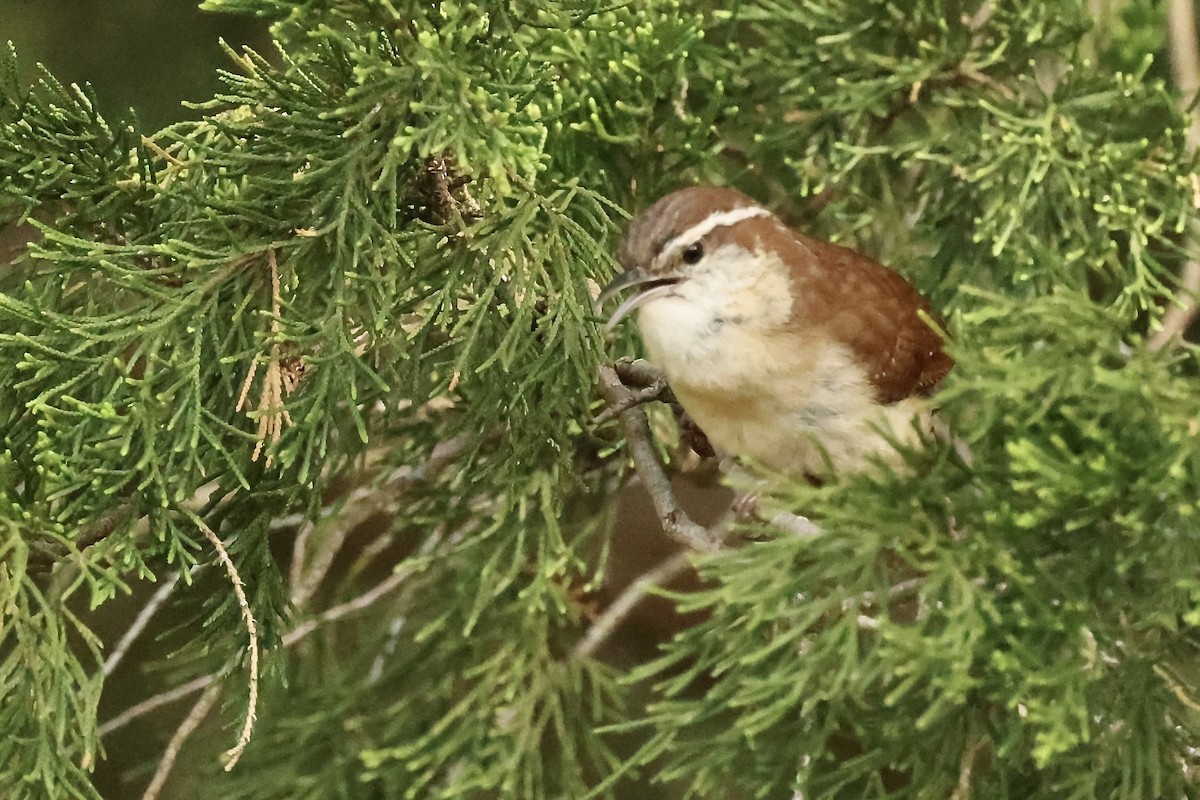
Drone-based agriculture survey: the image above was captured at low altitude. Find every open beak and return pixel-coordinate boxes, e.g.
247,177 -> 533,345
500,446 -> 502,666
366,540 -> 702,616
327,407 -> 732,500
597,269 -> 684,333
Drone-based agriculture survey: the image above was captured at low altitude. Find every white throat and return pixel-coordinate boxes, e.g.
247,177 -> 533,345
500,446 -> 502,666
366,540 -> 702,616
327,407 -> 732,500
636,244 -> 794,392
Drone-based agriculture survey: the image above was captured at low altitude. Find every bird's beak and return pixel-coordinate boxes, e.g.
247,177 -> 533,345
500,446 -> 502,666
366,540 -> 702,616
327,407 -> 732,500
597,269 -> 684,333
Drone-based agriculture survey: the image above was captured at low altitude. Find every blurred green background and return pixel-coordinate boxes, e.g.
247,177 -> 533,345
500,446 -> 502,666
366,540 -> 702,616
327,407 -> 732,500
0,0 -> 266,129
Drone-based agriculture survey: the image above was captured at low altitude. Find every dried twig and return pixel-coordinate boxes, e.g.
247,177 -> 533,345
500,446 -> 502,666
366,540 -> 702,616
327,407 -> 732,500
29,501 -> 137,573
949,732 -> 991,800
768,511 -> 822,540
598,365 -> 718,552
287,529 -> 445,644
103,438 -> 466,748
236,250 -> 298,465
611,358 -> 715,458
189,513 -> 259,771
612,357 -> 666,389
573,550 -> 693,659
593,375 -> 669,426
140,684 -> 224,800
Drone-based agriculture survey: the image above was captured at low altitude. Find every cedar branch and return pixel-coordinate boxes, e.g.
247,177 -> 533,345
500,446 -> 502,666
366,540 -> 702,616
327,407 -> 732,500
597,364 -> 719,552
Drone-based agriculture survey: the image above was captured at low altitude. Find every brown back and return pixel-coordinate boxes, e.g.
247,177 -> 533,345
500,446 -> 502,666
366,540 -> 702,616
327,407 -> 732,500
789,235 -> 952,404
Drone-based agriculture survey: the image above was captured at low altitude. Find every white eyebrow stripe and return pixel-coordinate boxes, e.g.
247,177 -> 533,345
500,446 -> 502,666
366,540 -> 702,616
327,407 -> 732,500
653,205 -> 772,271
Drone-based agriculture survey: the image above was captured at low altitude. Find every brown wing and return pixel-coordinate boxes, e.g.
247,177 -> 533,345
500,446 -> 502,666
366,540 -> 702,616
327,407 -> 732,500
791,235 -> 952,404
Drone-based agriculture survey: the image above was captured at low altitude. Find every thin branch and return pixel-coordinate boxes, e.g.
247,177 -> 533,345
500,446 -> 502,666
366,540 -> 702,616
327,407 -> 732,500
289,434 -> 470,608
75,501 -> 137,551
29,501 -> 137,572
98,675 -> 216,738
593,375 -> 669,426
949,733 -> 990,800
288,517 -> 315,599
285,529 -> 445,645
101,440 -> 463,741
597,365 -> 719,552
854,577 -> 925,609
140,684 -> 224,800
1169,0 -> 1200,144
103,571 -> 185,677
189,513 -> 259,772
612,357 -> 667,389
140,134 -> 187,168
610,358 -> 715,458
288,517 -> 354,610
99,531 -> 442,738
1154,663 -> 1200,714
573,550 -> 693,659
1150,0 -> 1200,351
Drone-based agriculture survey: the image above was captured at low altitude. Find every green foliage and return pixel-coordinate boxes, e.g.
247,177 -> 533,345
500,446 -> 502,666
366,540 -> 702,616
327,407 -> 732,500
2,0 -> 1199,798
630,293 -> 1200,798
214,504 -> 624,800
0,520 -> 104,800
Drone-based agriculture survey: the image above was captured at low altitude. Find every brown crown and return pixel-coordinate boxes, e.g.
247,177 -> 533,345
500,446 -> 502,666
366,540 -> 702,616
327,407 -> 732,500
616,186 -> 760,273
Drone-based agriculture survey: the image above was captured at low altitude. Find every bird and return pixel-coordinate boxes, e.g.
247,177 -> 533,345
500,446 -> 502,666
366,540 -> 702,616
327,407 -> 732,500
599,186 -> 952,476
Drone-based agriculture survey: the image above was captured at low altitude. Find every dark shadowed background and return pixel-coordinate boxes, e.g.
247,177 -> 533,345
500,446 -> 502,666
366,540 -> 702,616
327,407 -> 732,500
1,0 -> 266,130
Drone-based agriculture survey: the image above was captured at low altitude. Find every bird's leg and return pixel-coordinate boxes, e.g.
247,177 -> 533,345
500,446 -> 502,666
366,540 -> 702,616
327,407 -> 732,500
717,457 -> 764,521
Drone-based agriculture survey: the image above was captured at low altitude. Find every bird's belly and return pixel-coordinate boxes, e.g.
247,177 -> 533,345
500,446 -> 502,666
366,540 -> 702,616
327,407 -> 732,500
642,322 -> 923,473
674,383 -> 927,473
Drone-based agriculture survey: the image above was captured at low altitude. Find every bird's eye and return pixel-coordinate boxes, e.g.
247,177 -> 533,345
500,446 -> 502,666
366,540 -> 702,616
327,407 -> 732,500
682,242 -> 704,264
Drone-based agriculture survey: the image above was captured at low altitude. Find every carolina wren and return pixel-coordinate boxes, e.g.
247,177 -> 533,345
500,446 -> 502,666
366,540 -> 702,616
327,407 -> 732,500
600,186 -> 952,475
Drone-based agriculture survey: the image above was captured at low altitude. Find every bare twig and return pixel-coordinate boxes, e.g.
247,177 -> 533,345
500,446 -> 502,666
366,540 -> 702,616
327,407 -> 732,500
99,675 -> 216,738
288,518 -> 354,610
287,529 -> 445,644
949,733 -> 991,800
100,530 -> 443,738
967,0 -> 993,33
573,550 -> 694,659
1151,0 -> 1200,352
103,572 -> 185,677
101,439 -> 465,741
598,365 -> 718,552
1154,663 -> 1200,714
612,357 -> 666,388
854,577 -> 925,609
189,513 -> 259,771
610,358 -> 716,458
75,502 -> 137,552
289,435 -> 470,608
140,134 -> 186,168
1169,0 -> 1200,149
288,518 -> 315,598
30,502 -> 138,572
140,684 -> 224,800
